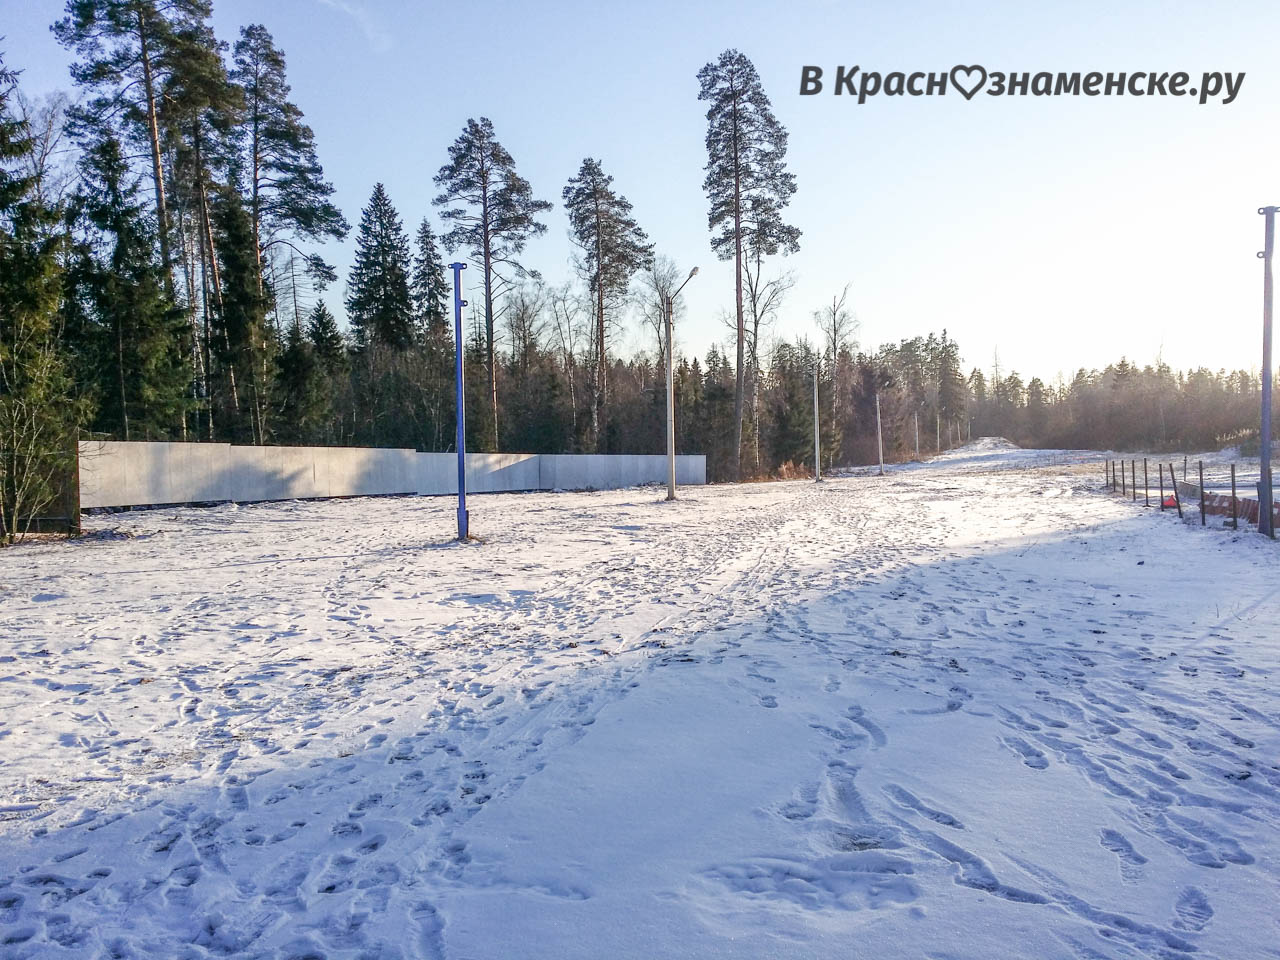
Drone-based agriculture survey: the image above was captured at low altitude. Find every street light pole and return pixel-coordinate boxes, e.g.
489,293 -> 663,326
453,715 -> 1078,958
1260,205 -> 1276,538
666,267 -> 698,501
450,262 -> 469,540
813,362 -> 822,482
875,392 -> 885,476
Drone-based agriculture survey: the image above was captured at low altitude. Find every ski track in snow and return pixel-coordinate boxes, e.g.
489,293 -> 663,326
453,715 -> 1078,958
1,438 -> 1278,958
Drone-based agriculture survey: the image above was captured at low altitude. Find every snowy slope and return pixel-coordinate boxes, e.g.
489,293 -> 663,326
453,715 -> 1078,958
1,446 -> 1278,958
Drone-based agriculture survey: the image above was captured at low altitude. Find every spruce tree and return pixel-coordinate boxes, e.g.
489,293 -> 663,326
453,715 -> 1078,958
434,117 -> 551,451
66,134 -> 189,440
211,187 -> 271,441
306,300 -> 346,369
562,157 -> 653,453
412,217 -> 455,448
304,299 -> 346,443
698,49 -> 799,480
231,24 -> 347,298
411,217 -> 449,338
275,320 -> 324,443
345,183 -> 414,349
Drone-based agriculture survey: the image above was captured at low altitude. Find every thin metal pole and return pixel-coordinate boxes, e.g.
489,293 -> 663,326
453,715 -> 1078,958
1143,458 -> 1148,507
1231,463 -> 1238,529
450,262 -> 469,540
875,393 -> 885,476
1170,463 -> 1183,518
936,412 -> 940,452
1199,460 -> 1205,525
1159,462 -> 1165,510
1260,205 -> 1275,537
1121,460 -> 1126,497
1183,455 -> 1187,480
1131,460 -> 1137,502
813,363 -> 822,482
914,411 -> 920,460
665,296 -> 677,500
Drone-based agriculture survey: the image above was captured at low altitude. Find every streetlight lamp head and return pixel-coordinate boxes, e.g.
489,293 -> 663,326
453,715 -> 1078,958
688,267 -> 699,278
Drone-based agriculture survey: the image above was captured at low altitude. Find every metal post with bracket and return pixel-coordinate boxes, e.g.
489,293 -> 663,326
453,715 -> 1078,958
451,262 -> 469,541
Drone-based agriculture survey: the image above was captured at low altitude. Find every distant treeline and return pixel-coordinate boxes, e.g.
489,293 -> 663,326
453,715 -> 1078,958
1,6 -> 1274,546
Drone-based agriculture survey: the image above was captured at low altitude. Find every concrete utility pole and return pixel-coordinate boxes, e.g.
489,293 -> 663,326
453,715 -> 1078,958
665,267 -> 698,501
1260,205 -> 1276,537
914,410 -> 920,460
876,393 -> 885,476
936,412 -> 941,452
450,262 -> 469,540
813,363 -> 822,482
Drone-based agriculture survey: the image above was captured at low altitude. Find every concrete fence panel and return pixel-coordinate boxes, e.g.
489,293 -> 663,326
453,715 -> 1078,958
466,453 -> 540,494
415,453 -> 458,496
78,441 -> 707,509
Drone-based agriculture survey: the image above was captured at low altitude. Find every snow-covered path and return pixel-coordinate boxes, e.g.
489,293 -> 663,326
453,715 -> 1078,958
2,445 -> 1279,958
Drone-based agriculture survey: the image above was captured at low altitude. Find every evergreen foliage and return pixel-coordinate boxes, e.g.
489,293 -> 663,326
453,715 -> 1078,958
345,183 -> 414,350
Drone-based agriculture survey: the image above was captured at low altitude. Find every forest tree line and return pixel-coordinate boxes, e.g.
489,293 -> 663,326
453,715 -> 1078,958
1,3 -> 1275,541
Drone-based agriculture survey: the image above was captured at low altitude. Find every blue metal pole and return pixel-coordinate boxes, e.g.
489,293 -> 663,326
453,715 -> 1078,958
1259,207 -> 1275,538
451,262 -> 469,540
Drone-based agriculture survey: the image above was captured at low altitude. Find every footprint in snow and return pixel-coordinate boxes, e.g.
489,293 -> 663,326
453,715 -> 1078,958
1099,828 -> 1147,882
1173,886 -> 1213,931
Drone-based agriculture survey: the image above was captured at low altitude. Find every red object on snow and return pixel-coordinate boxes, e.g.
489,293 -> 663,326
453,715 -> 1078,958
1162,495 -> 1178,508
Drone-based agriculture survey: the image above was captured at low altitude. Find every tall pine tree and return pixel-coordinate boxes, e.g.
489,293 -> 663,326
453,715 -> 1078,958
159,14 -> 243,438
54,0 -> 215,299
231,23 -> 347,299
345,183 -> 413,349
698,49 -> 798,480
562,157 -> 653,453
434,117 -> 550,451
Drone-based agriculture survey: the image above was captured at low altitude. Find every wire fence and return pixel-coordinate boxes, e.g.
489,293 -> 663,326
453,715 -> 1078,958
1103,455 -> 1277,537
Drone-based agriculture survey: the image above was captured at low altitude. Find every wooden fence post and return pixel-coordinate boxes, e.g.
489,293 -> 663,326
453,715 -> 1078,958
1143,458 -> 1149,507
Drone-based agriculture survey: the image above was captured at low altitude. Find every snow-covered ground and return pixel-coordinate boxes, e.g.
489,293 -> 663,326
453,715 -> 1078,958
2,440 -> 1278,959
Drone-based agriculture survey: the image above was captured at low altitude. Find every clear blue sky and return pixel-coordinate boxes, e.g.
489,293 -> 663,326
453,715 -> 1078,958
7,0 -> 1279,384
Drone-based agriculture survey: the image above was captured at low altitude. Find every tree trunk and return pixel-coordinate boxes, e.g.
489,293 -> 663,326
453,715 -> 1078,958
731,98 -> 745,482
594,195 -> 607,454
116,312 -> 129,441
194,124 -> 238,420
137,11 -> 174,302
481,190 -> 498,452
250,91 -> 264,300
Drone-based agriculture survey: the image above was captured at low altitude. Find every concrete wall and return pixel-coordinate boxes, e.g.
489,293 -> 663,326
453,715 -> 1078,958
539,454 -> 705,490
78,442 -> 706,509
